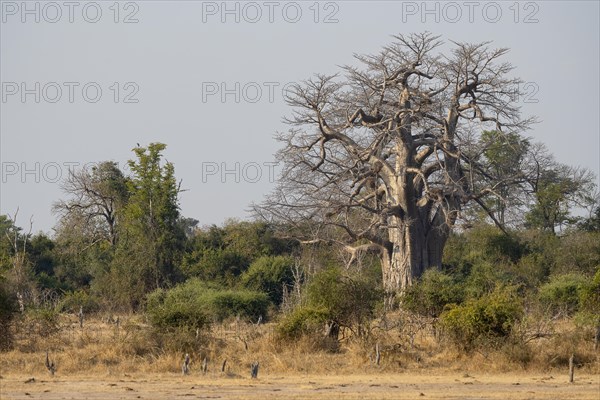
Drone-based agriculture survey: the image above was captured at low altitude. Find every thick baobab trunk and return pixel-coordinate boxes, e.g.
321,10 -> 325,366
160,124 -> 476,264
381,216 -> 449,308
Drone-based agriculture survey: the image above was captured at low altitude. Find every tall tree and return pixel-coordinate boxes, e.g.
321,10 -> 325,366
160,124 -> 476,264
110,143 -> 184,308
257,33 -> 535,303
479,130 -> 530,227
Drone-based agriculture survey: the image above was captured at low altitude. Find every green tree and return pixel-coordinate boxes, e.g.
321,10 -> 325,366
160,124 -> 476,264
181,221 -> 297,285
524,156 -> 595,234
479,130 -> 530,227
578,205 -> 600,232
241,255 -> 295,305
109,143 -> 185,309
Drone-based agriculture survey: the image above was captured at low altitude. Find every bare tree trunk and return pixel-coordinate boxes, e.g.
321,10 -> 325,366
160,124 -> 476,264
568,354 -> 574,383
381,218 -> 447,307
374,342 -> 381,366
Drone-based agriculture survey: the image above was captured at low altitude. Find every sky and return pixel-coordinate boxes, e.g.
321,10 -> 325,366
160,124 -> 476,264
1,0 -> 599,234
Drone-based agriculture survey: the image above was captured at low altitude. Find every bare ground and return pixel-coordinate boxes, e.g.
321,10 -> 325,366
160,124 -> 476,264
1,372 -> 599,400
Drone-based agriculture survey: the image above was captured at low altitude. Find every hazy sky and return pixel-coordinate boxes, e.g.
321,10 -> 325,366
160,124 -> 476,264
1,0 -> 599,234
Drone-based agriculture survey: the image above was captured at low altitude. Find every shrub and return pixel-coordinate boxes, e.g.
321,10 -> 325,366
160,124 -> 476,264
501,339 -> 533,367
146,279 -> 270,330
277,267 -> 381,342
58,290 -> 101,314
24,307 -> 61,337
553,232 -> 600,276
461,224 -> 525,265
464,261 -> 513,299
0,279 -> 18,350
240,255 -> 295,305
147,287 -> 208,330
402,269 -> 464,317
206,289 -> 270,321
440,286 -> 523,351
539,273 -> 590,316
276,306 -> 329,340
575,268 -> 600,326
182,248 -> 249,285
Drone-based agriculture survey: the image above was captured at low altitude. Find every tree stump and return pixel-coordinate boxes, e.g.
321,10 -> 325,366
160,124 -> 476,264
78,306 -> 84,328
182,354 -> 190,375
250,361 -> 259,379
221,359 -> 227,372
568,354 -> 574,383
45,351 -> 56,376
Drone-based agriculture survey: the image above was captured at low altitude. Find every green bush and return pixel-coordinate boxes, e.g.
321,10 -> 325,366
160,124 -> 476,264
440,286 -> 523,350
552,232 -> 600,276
146,287 -> 208,330
579,268 -> 600,313
0,279 -> 18,350
463,261 -> 513,299
25,307 -> 61,337
539,273 -> 590,316
58,290 -> 101,314
279,267 -> 381,341
240,255 -> 295,305
402,269 -> 464,317
276,306 -> 329,339
207,289 -> 270,321
456,224 -> 525,265
181,248 -> 249,285
146,279 -> 270,330
574,268 -> 600,328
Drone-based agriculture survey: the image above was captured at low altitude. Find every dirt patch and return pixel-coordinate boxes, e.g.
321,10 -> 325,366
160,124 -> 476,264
1,372 -> 599,400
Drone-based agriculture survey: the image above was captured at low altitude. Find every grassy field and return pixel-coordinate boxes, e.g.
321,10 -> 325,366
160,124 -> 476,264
1,313 -> 598,399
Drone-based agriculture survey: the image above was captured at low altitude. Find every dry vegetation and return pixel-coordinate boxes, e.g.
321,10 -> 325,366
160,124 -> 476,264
1,312 -> 599,399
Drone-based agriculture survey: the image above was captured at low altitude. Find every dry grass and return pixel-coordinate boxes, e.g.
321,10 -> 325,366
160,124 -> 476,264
1,312 -> 599,399
1,311 -> 598,378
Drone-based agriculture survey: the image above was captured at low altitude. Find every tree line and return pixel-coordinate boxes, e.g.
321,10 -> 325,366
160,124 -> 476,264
1,33 -> 599,353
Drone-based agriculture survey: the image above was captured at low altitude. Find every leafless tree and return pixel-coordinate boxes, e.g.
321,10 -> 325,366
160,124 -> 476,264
257,33 -> 535,304
53,162 -> 128,246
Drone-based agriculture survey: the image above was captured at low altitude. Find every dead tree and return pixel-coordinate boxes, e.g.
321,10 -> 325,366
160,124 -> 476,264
45,351 -> 56,376
182,353 -> 190,375
53,162 -> 127,247
256,33 -> 535,305
201,357 -> 208,374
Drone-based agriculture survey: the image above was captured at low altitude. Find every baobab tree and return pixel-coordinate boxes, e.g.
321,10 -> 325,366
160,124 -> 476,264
257,33 -> 535,304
